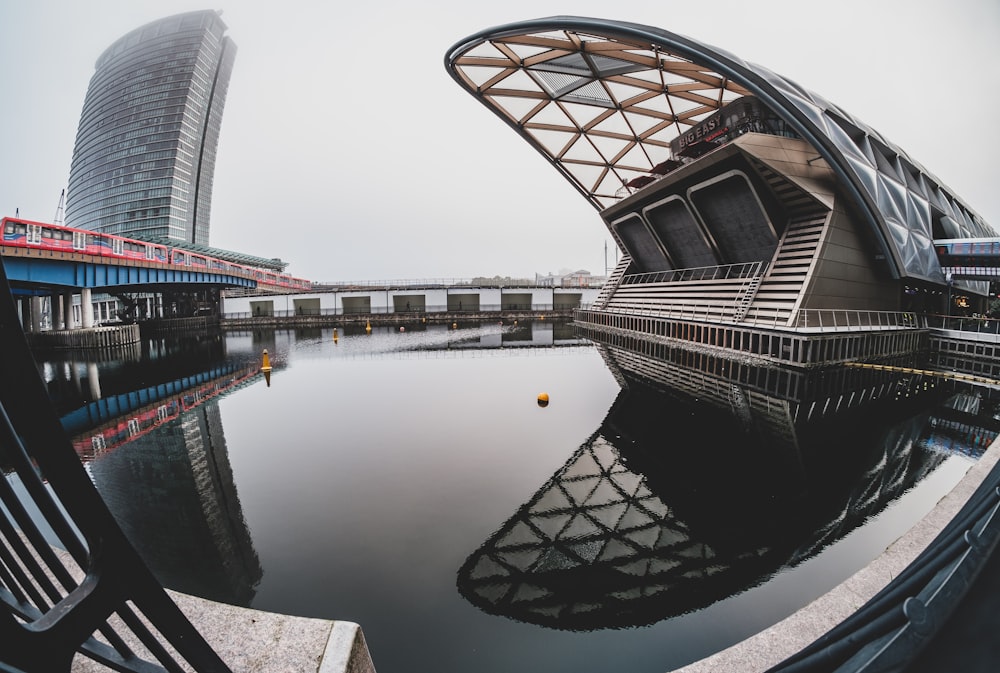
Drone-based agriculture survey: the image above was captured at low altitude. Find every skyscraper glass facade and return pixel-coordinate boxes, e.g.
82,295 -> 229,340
65,10 -> 236,246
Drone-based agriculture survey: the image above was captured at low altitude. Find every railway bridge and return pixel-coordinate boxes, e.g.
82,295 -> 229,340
1,244 -> 257,334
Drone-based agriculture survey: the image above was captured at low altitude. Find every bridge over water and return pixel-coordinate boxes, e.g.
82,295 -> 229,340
1,244 -> 257,335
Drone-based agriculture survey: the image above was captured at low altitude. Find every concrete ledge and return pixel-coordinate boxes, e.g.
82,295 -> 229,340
670,438 -> 1000,672
71,591 -> 377,673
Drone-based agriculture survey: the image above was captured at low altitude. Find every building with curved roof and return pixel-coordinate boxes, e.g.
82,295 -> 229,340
66,10 -> 236,247
446,17 -> 995,366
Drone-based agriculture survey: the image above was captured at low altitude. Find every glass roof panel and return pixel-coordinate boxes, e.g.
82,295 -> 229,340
527,127 -> 576,156
534,52 -> 591,75
461,65 -> 510,88
533,69 -> 592,98
505,43 -> 556,60
589,134 -> 632,161
618,143 -> 654,170
561,136 -> 606,164
527,101 -> 577,129
561,101 -> 612,128
488,95 -> 544,124
560,80 -> 615,108
590,111 -> 633,138
568,163 -> 610,192
606,80 -> 653,106
624,110 -> 668,136
587,53 -> 649,77
464,42 -> 509,59
490,68 -> 544,94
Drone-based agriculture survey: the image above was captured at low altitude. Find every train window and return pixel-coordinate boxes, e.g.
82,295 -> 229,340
112,238 -> 124,255
27,225 -> 41,245
72,232 -> 87,250
41,228 -> 53,238
145,245 -> 155,260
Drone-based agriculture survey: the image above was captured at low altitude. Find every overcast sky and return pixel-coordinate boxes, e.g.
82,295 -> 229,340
2,0 -> 997,283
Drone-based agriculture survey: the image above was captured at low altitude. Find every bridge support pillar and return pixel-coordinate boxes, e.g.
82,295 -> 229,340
80,288 -> 95,329
63,293 -> 75,329
52,293 -> 65,331
18,298 -> 30,332
29,296 -> 43,333
86,361 -> 101,400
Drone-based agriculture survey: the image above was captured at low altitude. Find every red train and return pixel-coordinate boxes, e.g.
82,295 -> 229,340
1,216 -> 311,290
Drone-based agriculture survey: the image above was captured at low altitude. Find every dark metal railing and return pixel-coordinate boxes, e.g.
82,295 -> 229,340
223,304 -> 585,319
0,259 -> 232,672
621,261 -> 764,285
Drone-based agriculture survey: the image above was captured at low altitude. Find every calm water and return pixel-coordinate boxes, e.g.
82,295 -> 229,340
35,321 -> 997,673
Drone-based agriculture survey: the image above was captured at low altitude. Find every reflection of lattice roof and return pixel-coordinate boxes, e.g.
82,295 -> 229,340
456,352 -> 951,630
446,17 -> 994,283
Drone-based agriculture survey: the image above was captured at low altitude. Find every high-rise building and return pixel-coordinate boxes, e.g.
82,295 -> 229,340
66,10 -> 236,246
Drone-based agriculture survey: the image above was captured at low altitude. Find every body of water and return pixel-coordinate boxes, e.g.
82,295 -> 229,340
34,320 -> 998,673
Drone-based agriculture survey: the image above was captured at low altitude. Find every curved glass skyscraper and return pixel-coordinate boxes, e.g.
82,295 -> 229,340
65,10 -> 236,246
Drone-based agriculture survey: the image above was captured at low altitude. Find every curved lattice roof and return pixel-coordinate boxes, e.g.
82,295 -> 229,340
446,17 -> 994,283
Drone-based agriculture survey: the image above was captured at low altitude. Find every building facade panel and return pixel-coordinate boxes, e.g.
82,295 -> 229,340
66,10 -> 236,247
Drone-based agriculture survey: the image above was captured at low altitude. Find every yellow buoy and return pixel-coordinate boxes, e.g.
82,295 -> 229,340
537,392 -> 549,407
333,328 -> 339,343
261,349 -> 272,372
452,322 -> 458,330
365,320 -> 372,334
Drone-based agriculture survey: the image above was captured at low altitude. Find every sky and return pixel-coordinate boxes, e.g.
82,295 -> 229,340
2,0 -> 998,283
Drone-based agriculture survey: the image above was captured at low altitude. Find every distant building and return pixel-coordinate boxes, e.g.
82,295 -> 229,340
535,270 -> 605,287
65,10 -> 236,246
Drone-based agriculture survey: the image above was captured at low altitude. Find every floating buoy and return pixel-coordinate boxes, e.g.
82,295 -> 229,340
513,319 -> 518,326
261,349 -> 272,372
539,315 -> 545,320
400,326 -> 405,332
452,322 -> 458,329
333,328 -> 339,343
365,321 -> 372,334
537,392 -> 549,407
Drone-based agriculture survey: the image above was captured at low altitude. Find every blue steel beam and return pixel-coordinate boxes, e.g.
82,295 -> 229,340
0,256 -> 256,291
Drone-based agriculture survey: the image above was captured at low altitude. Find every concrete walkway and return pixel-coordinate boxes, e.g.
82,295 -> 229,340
70,591 -> 376,673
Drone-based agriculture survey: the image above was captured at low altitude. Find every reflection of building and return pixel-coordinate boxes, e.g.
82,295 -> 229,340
57,355 -> 266,608
457,346 -> 998,631
447,19 -> 994,366
88,399 -> 262,607
66,10 -> 236,246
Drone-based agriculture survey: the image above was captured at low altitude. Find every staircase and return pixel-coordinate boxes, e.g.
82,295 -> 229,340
593,254 -> 632,309
733,262 -> 766,322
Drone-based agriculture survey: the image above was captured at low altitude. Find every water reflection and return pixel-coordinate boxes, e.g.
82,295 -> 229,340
37,336 -> 265,607
457,345 -> 999,630
29,322 -> 1000,673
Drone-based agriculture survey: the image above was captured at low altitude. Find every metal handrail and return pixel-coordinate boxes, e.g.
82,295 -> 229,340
622,261 -> 764,285
0,258 -> 232,672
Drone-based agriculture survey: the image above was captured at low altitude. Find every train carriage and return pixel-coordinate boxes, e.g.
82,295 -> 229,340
3,215 -> 307,289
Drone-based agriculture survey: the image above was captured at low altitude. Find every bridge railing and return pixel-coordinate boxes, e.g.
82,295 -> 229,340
223,303 -> 587,319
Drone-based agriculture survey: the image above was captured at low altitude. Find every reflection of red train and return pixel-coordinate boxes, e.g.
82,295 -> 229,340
1,216 -> 311,291
72,365 -> 259,462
